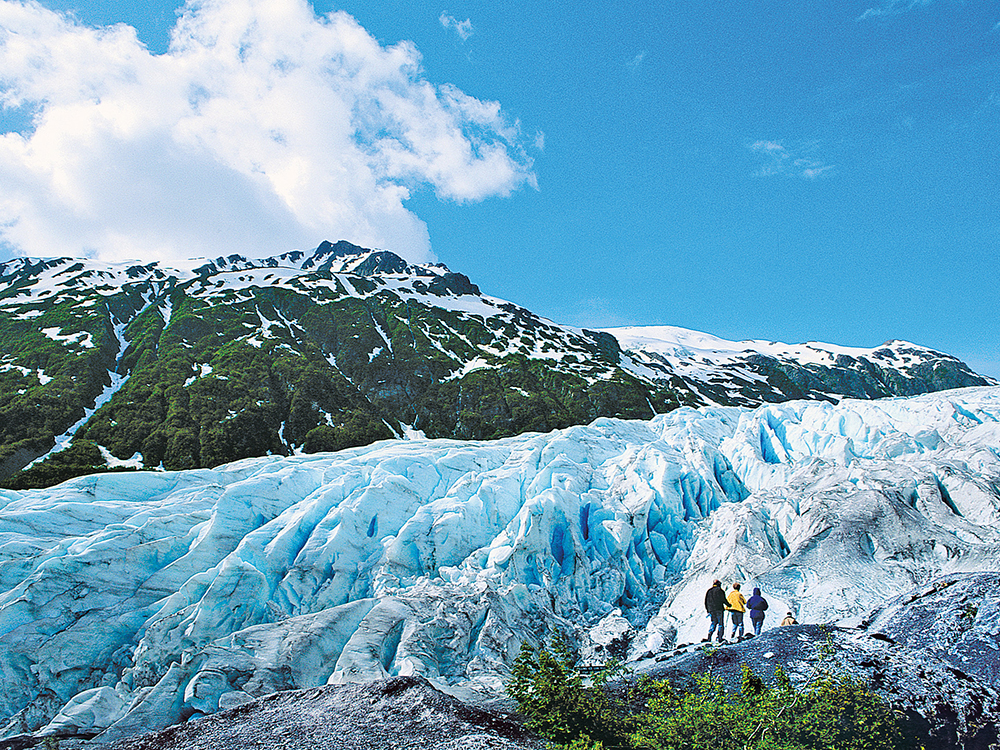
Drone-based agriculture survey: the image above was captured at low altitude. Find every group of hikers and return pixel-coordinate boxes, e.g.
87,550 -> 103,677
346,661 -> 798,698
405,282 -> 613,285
703,579 -> 798,643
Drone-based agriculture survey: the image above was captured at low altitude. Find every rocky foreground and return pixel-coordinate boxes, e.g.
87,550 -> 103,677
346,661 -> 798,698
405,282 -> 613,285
0,572 -> 995,750
0,676 -> 539,750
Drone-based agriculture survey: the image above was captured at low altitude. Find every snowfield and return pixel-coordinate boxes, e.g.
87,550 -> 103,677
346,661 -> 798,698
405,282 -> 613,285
1,387 -> 999,741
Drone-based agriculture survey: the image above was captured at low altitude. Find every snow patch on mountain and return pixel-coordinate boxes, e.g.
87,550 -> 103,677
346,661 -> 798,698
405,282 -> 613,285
607,325 -> 924,370
0,362 -> 51,385
41,327 -> 95,349
97,446 -> 144,470
24,369 -> 132,470
607,325 -> 879,364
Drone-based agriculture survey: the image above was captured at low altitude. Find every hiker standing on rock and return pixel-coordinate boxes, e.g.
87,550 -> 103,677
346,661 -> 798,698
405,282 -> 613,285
746,587 -> 769,636
704,579 -> 727,643
727,582 -> 747,640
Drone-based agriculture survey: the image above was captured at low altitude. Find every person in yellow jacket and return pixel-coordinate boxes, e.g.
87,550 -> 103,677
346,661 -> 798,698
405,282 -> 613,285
726,582 -> 747,640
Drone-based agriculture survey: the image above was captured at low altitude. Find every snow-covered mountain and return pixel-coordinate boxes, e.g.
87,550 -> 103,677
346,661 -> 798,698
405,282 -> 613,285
0,242 -> 991,488
1,386 -> 998,742
0,241 -> 676,487
607,325 -> 990,406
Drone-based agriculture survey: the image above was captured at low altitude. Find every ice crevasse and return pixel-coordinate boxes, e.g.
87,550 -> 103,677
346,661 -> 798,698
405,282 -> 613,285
1,387 -> 999,741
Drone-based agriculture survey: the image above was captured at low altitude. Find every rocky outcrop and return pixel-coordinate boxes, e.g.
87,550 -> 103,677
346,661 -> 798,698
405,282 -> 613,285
636,622 -> 1000,750
863,572 -> 1000,688
0,677 -> 539,750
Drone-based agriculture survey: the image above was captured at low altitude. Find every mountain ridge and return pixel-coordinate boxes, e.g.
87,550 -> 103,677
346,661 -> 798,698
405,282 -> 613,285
0,241 -> 991,487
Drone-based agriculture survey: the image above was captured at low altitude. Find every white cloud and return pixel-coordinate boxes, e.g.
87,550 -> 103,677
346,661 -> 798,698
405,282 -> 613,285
857,0 -> 934,21
799,164 -> 836,180
627,50 -> 646,69
439,11 -> 473,42
0,0 -> 533,264
749,140 -> 835,180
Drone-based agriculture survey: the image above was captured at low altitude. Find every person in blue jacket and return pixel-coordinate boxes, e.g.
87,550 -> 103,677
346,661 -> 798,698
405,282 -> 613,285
747,586 -> 769,636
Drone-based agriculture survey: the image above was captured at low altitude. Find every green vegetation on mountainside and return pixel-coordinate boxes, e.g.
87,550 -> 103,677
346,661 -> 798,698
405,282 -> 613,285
1,265 -> 689,489
7,246 -> 979,490
0,287 -> 124,478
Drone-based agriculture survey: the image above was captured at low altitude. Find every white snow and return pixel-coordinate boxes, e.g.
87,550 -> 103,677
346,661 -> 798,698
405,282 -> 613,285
369,313 -> 393,354
400,424 -> 427,440
184,364 -> 214,387
0,387 -> 997,740
443,357 -> 492,381
160,297 -> 173,327
41,326 -> 95,349
0,363 -> 51,385
605,325 -> 884,364
98,446 -> 144,469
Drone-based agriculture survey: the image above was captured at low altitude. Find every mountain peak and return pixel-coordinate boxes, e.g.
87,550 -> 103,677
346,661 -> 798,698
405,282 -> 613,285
313,239 -> 369,258
0,243 -> 991,490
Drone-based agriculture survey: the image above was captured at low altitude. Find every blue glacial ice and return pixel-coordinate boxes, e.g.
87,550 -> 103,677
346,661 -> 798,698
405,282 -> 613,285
1,388 -> 999,740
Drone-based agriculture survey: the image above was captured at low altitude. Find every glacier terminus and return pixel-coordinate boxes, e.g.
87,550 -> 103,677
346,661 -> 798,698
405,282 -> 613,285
0,385 -> 998,742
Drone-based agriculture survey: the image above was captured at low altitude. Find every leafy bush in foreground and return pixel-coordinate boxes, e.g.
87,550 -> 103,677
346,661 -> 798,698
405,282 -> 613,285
509,634 -> 911,750
508,632 -> 632,748
632,665 -> 908,750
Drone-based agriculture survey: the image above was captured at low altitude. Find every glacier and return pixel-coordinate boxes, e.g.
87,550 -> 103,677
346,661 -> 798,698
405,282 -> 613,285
1,387 -> 999,741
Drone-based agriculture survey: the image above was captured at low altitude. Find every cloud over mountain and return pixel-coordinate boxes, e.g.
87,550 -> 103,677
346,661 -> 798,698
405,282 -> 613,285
0,0 -> 535,264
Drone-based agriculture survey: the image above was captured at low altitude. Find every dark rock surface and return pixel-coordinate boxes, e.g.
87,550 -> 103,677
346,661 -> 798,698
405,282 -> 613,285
8,677 -> 540,750
863,572 -> 1000,689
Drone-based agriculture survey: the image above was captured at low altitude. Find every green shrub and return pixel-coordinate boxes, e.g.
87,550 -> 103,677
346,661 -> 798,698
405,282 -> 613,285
508,633 -> 632,748
508,636 -> 911,750
631,664 -> 907,750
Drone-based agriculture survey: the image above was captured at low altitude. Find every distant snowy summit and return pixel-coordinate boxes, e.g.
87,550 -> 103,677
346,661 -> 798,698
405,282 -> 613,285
606,324 -> 992,407
0,241 -> 992,487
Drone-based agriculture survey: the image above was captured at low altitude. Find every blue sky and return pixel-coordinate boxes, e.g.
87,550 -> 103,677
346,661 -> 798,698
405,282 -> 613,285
1,0 -> 998,376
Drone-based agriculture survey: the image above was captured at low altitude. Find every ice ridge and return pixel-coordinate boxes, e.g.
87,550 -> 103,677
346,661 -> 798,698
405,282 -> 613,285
0,387 -> 998,741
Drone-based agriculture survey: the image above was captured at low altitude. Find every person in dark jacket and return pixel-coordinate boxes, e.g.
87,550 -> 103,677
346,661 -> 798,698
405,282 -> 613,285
703,579 -> 727,643
746,586 -> 769,636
